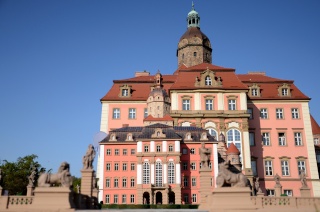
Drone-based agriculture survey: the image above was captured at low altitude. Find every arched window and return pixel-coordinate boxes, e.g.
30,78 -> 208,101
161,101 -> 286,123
168,162 -> 175,184
155,161 -> 162,187
143,162 -> 150,184
205,76 -> 212,85
227,129 -> 242,160
207,128 -> 217,139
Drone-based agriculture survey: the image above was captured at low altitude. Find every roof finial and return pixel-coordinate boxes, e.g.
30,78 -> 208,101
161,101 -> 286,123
192,1 -> 195,10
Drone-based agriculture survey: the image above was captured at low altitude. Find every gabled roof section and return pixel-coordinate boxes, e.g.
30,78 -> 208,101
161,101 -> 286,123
144,115 -> 174,122
237,73 -> 310,100
174,63 -> 235,74
311,115 -> 320,135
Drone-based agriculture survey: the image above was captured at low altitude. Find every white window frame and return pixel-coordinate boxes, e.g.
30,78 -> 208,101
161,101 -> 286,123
191,162 -> 196,170
130,194 -> 135,203
129,108 -> 136,119
278,133 -> 286,146
281,160 -> 290,176
265,160 -> 273,176
182,99 -> 190,110
114,194 -> 118,204
297,160 -> 306,174
113,108 -> 120,119
105,194 -> 110,203
284,190 -> 293,196
294,132 -> 302,146
205,99 -> 213,110
252,88 -> 258,96
168,162 -> 175,184
291,108 -> 299,119
260,108 -> 268,119
228,99 -> 236,110
276,108 -> 284,119
192,194 -> 197,203
143,162 -> 150,184
205,76 -> 212,85
262,132 -> 270,146
155,161 -> 163,187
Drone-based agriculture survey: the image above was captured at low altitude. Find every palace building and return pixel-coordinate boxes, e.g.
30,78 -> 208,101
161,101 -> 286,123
97,4 -> 320,204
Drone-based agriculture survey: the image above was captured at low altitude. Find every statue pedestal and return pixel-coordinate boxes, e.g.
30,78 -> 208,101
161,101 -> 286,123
208,187 -> 256,212
80,169 -> 96,209
274,185 -> 282,197
300,187 -> 311,197
198,167 -> 212,210
27,185 -> 34,196
32,187 -> 75,211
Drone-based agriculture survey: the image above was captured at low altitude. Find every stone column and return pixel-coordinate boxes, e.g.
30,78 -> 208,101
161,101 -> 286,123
198,167 -> 212,209
81,169 -> 94,209
274,185 -> 282,197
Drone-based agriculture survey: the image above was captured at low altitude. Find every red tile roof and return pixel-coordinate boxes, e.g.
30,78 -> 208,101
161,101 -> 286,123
226,143 -> 240,154
144,114 -> 174,121
311,115 -> 320,135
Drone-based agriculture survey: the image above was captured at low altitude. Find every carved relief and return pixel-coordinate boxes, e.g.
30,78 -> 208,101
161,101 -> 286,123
195,68 -> 223,87
151,128 -> 166,138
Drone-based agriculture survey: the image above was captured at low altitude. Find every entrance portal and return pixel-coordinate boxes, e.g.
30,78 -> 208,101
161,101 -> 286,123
156,191 -> 162,204
143,192 -> 150,204
168,191 -> 175,204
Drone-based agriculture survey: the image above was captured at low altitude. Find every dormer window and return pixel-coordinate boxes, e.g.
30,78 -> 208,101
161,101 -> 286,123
249,84 -> 261,97
278,83 -> 291,97
282,88 -> 288,96
119,84 -> 132,97
205,76 -> 212,86
252,88 -> 258,96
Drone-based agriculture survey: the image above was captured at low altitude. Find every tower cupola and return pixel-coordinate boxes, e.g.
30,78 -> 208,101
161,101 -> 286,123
187,2 -> 200,28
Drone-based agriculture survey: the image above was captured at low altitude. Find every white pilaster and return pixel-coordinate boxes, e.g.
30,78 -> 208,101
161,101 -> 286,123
176,163 -> 181,184
171,92 -> 178,110
151,163 -> 155,184
150,141 -> 155,152
162,141 -> 167,152
194,92 -> 200,110
163,163 -> 167,184
213,143 -> 218,188
242,131 -> 251,169
218,93 -> 224,110
175,140 -> 180,152
137,141 -> 142,153
98,144 -> 105,202
240,93 -> 247,110
99,102 -> 109,132
137,164 -> 142,184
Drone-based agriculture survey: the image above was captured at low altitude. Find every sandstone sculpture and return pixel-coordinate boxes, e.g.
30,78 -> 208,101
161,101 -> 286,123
28,167 -> 36,187
199,142 -> 211,168
274,173 -> 281,186
216,162 -> 247,187
300,171 -> 308,188
83,144 -> 96,170
254,177 -> 262,194
37,162 -> 73,187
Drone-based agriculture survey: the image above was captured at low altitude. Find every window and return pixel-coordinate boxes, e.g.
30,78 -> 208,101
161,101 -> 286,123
267,189 -> 275,196
156,145 -> 161,152
122,89 -> 128,96
123,149 -> 127,155
291,108 -> 299,119
143,162 -> 150,184
294,132 -> 302,146
183,162 -> 188,170
260,108 -> 268,119
130,194 -> 135,203
209,162 -> 212,169
265,160 -> 273,176
114,163 -> 119,171
249,132 -> 255,146
314,138 -> 319,145
144,145 -> 149,152
227,129 -> 242,159
182,148 -> 188,154
168,162 -> 175,184
207,128 -> 217,139
113,108 -> 120,119
122,194 -> 126,204
193,52 -> 197,57
155,162 -> 162,187
122,178 -> 127,187
114,194 -> 118,204
183,194 -> 189,204
205,76 -> 212,85
106,163 -> 111,171
130,178 -> 135,187
252,88 -> 258,96
276,108 -> 284,119
131,163 -> 135,171
191,162 -> 196,170
297,160 -> 306,174
131,149 -> 135,155
205,99 -> 213,110
199,162 -> 202,169
123,163 -> 127,171
281,160 -> 290,176
105,178 -> 110,187
144,108 -> 148,118
262,132 -> 270,146
115,149 -> 119,155
168,145 -> 173,152
284,190 -> 293,196
251,160 -> 257,176
248,108 -> 253,119
106,149 -> 111,155
182,99 -> 190,110
183,176 -> 189,187
129,108 -> 136,119
105,194 -> 110,203
228,99 -> 236,110
192,194 -> 197,203
192,177 -> 196,186
190,148 -> 195,154
278,133 -> 286,146
282,88 -> 288,96
114,179 -> 119,187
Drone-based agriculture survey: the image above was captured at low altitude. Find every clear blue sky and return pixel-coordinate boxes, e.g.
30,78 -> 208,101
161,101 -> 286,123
1,0 -> 319,177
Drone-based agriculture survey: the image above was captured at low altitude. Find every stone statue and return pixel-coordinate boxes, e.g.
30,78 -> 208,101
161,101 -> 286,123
28,167 -> 36,187
216,161 -> 248,187
299,171 -> 308,188
37,162 -> 73,187
274,173 -> 281,187
83,144 -> 96,169
199,142 -> 211,168
76,184 -> 80,193
254,177 -> 262,194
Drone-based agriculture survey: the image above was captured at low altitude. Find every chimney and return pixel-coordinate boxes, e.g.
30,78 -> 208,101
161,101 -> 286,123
135,70 -> 150,77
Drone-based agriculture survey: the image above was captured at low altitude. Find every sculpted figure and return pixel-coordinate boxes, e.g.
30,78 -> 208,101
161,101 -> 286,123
28,167 -> 36,187
255,177 -> 262,194
37,162 -> 73,187
83,144 -> 96,169
199,142 -> 211,168
274,173 -> 281,186
300,171 -> 307,188
216,161 -> 248,187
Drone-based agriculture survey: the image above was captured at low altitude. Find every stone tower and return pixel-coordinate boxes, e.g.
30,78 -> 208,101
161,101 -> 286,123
226,143 -> 242,172
146,71 -> 171,118
177,3 -> 212,67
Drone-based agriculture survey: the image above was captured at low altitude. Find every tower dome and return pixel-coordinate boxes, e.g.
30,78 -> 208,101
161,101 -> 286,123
177,3 -> 212,67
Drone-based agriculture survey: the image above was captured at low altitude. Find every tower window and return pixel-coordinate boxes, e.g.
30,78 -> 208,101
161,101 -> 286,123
193,52 -> 197,57
182,54 -> 184,59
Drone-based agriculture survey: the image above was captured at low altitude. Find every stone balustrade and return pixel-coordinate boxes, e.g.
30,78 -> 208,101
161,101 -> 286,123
251,196 -> 320,209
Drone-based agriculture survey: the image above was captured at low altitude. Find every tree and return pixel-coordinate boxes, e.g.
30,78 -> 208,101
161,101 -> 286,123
72,176 -> 81,193
0,154 -> 46,195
